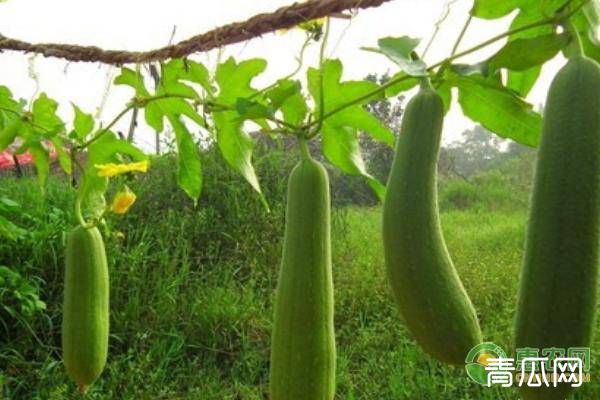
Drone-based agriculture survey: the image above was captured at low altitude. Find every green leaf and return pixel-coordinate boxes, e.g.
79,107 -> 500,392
0,86 -> 22,115
145,97 -> 204,132
321,124 -> 385,201
50,136 -> 72,175
471,0 -> 523,19
213,58 -> 267,204
454,74 -> 541,146
72,104 -> 94,140
505,9 -> 554,96
437,81 -> 453,114
0,120 -> 21,151
31,94 -> 63,133
114,68 -> 151,98
28,142 -> 49,188
167,116 -> 202,203
308,59 -> 394,147
264,79 -> 307,126
573,6 -> 600,64
362,36 -> 427,77
162,59 -> 214,95
488,33 -> 568,71
235,98 -> 274,120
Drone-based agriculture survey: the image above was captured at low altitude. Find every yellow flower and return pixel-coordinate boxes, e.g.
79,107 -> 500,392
95,160 -> 149,177
110,186 -> 136,215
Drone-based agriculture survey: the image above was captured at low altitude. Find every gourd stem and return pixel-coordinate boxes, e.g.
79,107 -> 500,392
299,138 -> 312,160
419,76 -> 434,90
564,19 -> 584,57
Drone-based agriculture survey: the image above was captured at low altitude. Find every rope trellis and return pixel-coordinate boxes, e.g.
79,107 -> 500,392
0,0 -> 394,65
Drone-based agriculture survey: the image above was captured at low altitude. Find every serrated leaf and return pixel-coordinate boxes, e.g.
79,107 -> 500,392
321,124 -> 385,201
114,68 -> 151,97
454,74 -> 541,146
145,97 -> 204,132
488,33 -> 568,71
167,115 -> 202,203
72,104 -> 94,140
213,58 -> 267,205
163,59 -> 214,95
32,94 -> 63,133
362,36 -> 427,77
308,59 -> 394,146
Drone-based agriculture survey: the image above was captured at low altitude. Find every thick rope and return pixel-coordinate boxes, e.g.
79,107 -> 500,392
0,0 -> 394,65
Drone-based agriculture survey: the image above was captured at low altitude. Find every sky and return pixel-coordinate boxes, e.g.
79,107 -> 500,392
0,0 -> 566,148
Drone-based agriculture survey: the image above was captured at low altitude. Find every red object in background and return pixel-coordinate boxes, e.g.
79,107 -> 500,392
0,145 -> 58,170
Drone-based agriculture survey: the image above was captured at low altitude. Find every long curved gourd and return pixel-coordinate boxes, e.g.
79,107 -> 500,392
270,147 -> 336,400
515,55 -> 600,400
62,225 -> 109,393
382,84 -> 482,365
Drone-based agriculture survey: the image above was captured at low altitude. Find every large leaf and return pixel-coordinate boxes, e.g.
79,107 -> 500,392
454,74 -> 542,146
321,124 -> 385,200
114,68 -> 151,98
31,94 -> 63,134
362,36 -> 427,77
504,4 -> 561,96
162,59 -> 214,95
307,60 -> 394,147
167,115 -> 202,204
212,58 -> 267,206
488,33 -> 569,71
307,60 -> 389,199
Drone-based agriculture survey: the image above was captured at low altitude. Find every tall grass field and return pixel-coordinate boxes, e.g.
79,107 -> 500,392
1,151 -> 598,399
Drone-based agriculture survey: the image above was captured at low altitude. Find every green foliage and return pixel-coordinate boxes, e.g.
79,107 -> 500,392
2,152 -> 600,398
0,265 -> 46,321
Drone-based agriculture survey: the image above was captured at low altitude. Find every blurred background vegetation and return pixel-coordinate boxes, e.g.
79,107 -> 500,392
1,88 -> 597,399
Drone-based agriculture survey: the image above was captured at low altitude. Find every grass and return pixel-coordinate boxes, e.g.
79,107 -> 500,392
1,153 -> 599,399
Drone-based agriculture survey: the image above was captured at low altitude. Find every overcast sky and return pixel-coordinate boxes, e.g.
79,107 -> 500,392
0,0 -> 565,148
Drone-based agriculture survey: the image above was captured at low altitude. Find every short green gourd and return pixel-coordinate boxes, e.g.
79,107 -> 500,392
382,84 -> 482,365
515,55 -> 600,400
62,225 -> 109,393
270,147 -> 335,400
